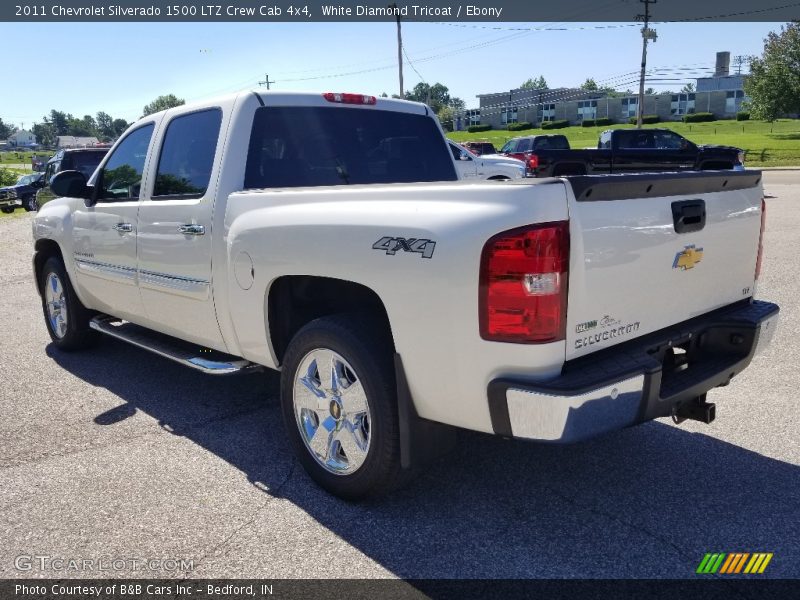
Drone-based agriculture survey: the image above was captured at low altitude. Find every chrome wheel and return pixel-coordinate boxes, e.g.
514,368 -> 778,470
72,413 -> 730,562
293,348 -> 371,475
45,272 -> 68,339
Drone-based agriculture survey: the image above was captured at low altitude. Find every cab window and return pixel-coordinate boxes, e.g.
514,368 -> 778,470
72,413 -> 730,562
153,109 -> 222,198
97,124 -> 154,201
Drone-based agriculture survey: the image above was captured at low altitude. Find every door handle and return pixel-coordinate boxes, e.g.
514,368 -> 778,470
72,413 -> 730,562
112,223 -> 132,233
178,224 -> 205,236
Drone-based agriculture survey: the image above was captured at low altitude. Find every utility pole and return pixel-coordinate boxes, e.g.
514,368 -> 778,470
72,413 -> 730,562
636,0 -> 657,128
733,55 -> 746,75
258,73 -> 275,90
389,3 -> 404,98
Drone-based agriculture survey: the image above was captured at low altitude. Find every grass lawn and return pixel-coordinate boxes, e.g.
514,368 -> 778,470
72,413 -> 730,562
448,119 -> 800,167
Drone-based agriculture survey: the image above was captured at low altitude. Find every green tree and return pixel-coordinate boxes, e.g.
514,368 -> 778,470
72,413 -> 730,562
520,75 -> 548,89
112,118 -> 129,137
437,106 -> 455,132
681,83 -> 696,94
48,110 -> 70,135
96,111 -> 114,140
32,122 -> 55,147
66,115 -> 94,137
746,22 -> 800,121
581,78 -> 598,91
142,94 -> 185,117
645,87 -> 656,95
404,82 -> 463,114
0,117 -> 11,140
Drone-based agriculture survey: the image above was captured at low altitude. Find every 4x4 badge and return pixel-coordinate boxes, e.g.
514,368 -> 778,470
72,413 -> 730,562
372,236 -> 436,259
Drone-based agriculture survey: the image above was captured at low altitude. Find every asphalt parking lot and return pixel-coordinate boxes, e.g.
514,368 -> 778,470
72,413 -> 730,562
1,171 -> 798,580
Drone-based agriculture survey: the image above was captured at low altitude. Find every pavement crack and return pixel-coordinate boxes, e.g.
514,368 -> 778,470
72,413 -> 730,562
181,459 -> 298,576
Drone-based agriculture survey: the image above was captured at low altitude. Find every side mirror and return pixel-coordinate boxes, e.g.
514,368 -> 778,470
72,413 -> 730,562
50,170 -> 90,201
459,151 -> 471,161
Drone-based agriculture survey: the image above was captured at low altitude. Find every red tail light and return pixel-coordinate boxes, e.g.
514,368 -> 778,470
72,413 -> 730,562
479,222 -> 570,343
755,198 -> 766,280
323,92 -> 377,105
527,154 -> 539,170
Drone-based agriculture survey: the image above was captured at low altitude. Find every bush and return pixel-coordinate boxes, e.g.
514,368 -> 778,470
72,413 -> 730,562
0,168 -> 17,187
736,111 -> 751,121
541,119 -> 570,130
595,117 -> 614,126
507,122 -> 532,131
628,114 -> 660,124
467,124 -> 491,133
682,112 -> 715,123
581,119 -> 596,127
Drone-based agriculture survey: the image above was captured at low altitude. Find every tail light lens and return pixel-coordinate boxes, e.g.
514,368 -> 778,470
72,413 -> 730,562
479,222 -> 570,343
526,154 -> 539,177
755,198 -> 766,280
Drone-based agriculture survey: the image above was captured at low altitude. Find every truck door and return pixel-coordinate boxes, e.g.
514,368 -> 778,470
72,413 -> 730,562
71,123 -> 156,320
135,108 -> 226,349
613,130 -> 693,173
449,142 -> 478,178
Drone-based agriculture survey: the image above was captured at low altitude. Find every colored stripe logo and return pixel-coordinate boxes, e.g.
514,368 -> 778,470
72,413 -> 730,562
696,553 -> 773,574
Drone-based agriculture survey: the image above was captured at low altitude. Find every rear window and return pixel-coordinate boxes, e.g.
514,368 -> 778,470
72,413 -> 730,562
67,152 -> 107,179
244,106 -> 457,189
533,136 -> 570,150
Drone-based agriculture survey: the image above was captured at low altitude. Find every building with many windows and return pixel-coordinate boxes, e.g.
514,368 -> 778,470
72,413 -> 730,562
452,51 -> 750,131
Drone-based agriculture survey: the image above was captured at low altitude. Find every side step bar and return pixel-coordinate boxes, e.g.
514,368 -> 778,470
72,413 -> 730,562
89,315 -> 261,376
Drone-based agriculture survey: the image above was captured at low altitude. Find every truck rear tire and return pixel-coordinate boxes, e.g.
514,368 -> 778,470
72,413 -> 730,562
23,196 -> 38,212
280,314 -> 403,500
1,207 -> 13,214
39,257 -> 97,351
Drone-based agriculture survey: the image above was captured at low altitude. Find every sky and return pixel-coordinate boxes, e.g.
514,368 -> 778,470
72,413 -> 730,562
0,20 -> 785,129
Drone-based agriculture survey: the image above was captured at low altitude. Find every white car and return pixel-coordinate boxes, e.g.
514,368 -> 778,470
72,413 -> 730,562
448,140 -> 525,180
32,90 -> 778,499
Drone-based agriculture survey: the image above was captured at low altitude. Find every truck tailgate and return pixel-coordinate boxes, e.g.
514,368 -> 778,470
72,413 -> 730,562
565,171 -> 764,360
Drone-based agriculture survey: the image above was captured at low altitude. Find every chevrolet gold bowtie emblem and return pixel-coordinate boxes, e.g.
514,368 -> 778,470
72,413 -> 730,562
673,245 -> 704,270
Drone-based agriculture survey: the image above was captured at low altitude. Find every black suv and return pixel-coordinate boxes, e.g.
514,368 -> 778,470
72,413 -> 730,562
37,148 -> 109,207
0,171 -> 45,213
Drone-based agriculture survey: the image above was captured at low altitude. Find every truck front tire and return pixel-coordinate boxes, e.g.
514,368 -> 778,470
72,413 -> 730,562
280,314 -> 403,500
39,257 -> 97,351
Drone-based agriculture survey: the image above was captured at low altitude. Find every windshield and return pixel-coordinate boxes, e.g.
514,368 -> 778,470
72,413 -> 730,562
17,175 -> 34,185
244,106 -> 457,188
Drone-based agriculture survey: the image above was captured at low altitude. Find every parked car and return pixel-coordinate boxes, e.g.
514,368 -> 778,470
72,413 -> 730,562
523,129 -> 745,177
461,140 -> 497,156
0,172 -> 45,213
499,134 -> 571,164
32,90 -> 777,499
448,141 -> 525,180
36,148 -> 109,207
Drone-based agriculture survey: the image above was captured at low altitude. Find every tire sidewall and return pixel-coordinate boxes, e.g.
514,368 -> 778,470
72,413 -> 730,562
280,317 -> 398,500
40,257 -> 91,350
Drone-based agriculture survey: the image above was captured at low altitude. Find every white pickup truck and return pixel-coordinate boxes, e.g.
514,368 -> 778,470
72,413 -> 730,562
447,140 -> 526,180
32,90 -> 779,499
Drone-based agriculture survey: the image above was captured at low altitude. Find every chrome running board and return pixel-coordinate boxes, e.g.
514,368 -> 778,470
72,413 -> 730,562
89,315 -> 261,376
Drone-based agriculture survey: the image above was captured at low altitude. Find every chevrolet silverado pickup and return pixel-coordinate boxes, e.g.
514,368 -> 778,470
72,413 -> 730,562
502,129 -> 744,177
32,91 -> 778,499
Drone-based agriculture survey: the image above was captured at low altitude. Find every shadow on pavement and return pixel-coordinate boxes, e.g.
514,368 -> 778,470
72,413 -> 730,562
47,338 -> 799,579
